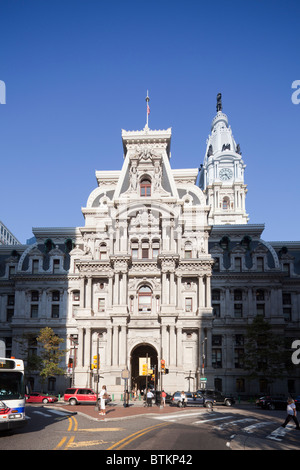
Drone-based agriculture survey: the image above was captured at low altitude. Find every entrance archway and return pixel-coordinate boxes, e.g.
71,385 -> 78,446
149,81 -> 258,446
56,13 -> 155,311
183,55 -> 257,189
130,344 -> 158,393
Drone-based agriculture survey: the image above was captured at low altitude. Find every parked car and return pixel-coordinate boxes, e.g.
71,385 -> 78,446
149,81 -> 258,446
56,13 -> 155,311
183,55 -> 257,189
255,396 -> 288,410
171,391 -> 215,408
25,392 -> 58,404
197,389 -> 235,407
64,387 -> 111,406
153,391 -> 172,405
64,387 -> 98,405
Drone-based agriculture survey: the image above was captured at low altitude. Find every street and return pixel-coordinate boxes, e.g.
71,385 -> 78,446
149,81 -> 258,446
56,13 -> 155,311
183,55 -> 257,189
0,402 -> 299,453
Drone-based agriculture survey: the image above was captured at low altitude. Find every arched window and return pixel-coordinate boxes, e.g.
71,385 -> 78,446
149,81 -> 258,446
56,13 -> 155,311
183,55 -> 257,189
140,178 -> 151,197
222,197 -> 230,210
138,285 -> 152,312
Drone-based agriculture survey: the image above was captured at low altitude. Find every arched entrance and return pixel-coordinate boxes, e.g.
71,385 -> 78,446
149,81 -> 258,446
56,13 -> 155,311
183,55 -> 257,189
130,344 -> 158,393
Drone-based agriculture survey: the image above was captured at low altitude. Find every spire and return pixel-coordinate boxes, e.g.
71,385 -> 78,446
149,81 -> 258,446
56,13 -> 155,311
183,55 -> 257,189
199,93 -> 249,225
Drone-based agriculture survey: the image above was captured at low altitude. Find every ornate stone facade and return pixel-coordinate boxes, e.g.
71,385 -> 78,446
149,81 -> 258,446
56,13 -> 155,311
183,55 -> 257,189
0,97 -> 299,398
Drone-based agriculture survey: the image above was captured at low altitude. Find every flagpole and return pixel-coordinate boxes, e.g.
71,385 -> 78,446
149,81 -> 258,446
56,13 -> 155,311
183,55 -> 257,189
146,90 -> 150,127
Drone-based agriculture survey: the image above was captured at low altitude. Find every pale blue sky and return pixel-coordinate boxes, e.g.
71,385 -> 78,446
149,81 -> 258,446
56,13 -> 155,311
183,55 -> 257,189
0,0 -> 299,243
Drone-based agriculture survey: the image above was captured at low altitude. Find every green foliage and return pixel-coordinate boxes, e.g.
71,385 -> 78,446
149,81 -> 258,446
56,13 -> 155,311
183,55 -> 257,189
243,315 -> 286,384
36,327 -> 67,381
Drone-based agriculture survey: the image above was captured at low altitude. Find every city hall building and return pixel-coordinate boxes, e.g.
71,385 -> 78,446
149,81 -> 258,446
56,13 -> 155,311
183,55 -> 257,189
1,95 -> 299,398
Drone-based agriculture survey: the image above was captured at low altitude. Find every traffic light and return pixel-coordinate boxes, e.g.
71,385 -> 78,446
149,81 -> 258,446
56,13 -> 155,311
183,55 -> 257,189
161,359 -> 165,373
91,354 -> 100,370
142,363 -> 148,376
68,357 -> 73,369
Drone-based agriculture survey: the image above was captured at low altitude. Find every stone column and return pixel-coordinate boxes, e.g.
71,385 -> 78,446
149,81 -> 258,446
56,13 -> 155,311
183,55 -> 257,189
119,325 -> 127,366
106,326 -> 112,366
80,277 -> 85,307
77,327 -> 84,368
113,273 -> 119,305
205,275 -> 211,307
112,325 -> 119,366
85,327 -> 91,369
177,326 -> 183,367
176,275 -> 182,309
162,272 -> 167,304
169,272 -> 175,304
108,276 -> 113,308
161,325 -> 168,365
198,276 -> 204,309
169,324 -> 176,366
121,273 -> 127,305
86,276 -> 92,310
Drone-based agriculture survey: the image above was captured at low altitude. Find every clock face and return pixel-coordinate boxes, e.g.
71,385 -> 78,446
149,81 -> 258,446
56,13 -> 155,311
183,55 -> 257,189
219,168 -> 233,181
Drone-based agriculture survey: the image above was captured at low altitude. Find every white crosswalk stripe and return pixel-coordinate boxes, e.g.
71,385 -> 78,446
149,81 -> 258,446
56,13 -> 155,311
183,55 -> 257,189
31,409 -> 72,418
153,411 -> 214,421
46,409 -> 72,416
243,421 -> 273,433
266,424 -> 294,441
32,411 -> 53,417
193,416 -> 234,425
214,418 -> 258,430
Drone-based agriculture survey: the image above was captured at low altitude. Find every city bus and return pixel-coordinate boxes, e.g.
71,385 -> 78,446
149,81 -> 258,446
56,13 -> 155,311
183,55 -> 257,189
0,357 -> 27,431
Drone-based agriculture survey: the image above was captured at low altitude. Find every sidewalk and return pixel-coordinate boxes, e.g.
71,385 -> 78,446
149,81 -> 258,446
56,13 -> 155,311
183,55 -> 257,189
55,398 -> 190,421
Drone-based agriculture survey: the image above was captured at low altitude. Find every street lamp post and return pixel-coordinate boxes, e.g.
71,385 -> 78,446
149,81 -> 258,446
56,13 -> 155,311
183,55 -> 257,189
95,334 -> 100,411
200,336 -> 207,389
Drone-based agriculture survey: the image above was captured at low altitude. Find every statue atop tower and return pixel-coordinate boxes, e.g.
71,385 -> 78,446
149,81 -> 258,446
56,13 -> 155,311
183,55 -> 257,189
216,93 -> 222,112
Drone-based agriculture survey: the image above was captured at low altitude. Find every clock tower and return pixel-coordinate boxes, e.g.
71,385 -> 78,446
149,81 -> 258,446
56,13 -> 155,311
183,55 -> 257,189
199,94 -> 249,225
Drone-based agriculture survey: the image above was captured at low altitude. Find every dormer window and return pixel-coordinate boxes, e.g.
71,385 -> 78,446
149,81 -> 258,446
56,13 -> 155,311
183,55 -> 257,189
140,178 -> 151,197
99,243 -> 107,260
32,259 -> 39,274
53,259 -> 60,273
184,242 -> 192,259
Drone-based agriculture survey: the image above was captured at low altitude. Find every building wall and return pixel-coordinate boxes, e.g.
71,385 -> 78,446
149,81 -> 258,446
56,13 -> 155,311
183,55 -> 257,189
0,109 -> 299,398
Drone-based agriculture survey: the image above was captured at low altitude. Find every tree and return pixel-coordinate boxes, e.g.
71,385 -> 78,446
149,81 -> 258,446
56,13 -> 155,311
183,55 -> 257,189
243,315 -> 286,391
36,327 -> 67,388
17,332 -> 42,377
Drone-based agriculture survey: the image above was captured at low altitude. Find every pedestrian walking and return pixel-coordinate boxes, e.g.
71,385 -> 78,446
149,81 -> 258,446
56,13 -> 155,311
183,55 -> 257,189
146,389 -> 154,407
99,385 -> 109,416
281,398 -> 300,429
180,391 -> 186,408
161,390 -> 167,407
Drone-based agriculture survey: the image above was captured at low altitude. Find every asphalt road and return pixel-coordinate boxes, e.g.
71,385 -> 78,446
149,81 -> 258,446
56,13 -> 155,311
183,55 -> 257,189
0,403 -> 299,453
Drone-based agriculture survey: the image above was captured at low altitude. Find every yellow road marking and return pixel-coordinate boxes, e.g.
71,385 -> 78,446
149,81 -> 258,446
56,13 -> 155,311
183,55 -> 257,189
67,439 -> 111,448
54,436 -> 67,450
107,422 -> 170,450
65,436 -> 75,449
72,416 -> 78,431
78,428 -> 123,432
67,417 -> 72,432
54,415 -> 78,450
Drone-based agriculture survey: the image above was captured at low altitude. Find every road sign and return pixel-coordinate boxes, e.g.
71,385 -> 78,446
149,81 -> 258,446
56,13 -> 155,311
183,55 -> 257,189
121,369 -> 130,379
